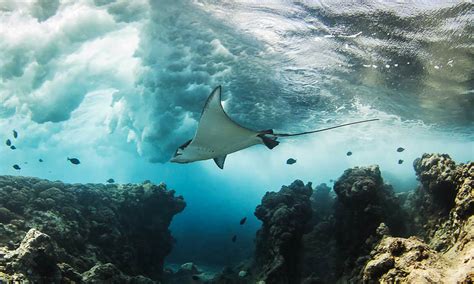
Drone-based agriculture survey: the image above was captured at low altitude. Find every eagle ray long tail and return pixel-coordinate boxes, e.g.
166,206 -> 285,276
273,118 -> 379,137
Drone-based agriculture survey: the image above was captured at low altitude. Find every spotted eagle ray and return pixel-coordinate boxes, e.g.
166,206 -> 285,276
170,86 -> 378,169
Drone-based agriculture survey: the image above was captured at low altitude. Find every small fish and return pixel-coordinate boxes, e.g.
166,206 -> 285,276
67,157 -> 80,165
24,162 -> 28,164
13,164 -> 21,170
10,145 -> 16,150
330,179 -> 334,183
240,217 -> 247,225
397,147 -> 405,152
286,158 -> 297,165
398,159 -> 404,164
232,235 -> 237,242
39,159 -> 43,162
192,275 -> 200,281
6,139 -> 11,146
346,151 -> 352,156
13,130 -> 18,139
106,178 -> 115,184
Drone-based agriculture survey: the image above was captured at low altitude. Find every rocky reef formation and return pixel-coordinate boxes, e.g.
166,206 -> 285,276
332,165 -> 407,279
1,153 -> 471,284
253,180 -> 313,283
0,176 -> 185,282
210,153 -> 472,284
365,153 -> 474,283
409,153 -> 473,250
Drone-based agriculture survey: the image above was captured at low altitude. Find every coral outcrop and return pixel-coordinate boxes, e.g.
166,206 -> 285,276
363,153 -> 473,283
212,153 -> 472,284
0,176 -> 185,282
254,180 -> 313,283
363,236 -> 442,282
1,228 -> 61,282
409,154 -> 473,250
298,165 -> 406,283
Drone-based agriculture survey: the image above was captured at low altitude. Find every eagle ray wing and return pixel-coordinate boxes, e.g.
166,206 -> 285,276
192,86 -> 258,149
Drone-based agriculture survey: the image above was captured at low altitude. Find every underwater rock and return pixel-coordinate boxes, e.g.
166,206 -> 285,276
212,153 -> 472,284
309,183 -> 334,223
58,262 -> 83,283
0,175 -> 186,282
163,262 -> 221,284
332,165 -> 406,279
178,262 -> 200,275
205,260 -> 255,284
363,218 -> 474,283
361,153 -> 474,283
254,180 -> 313,283
333,165 -> 383,206
454,162 -> 474,219
363,236 -> 445,282
2,228 -> 61,282
408,153 -> 473,251
82,263 -> 156,283
298,165 -> 407,283
414,153 -> 457,197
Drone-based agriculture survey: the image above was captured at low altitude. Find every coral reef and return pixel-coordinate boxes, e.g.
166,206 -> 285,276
1,228 -> 61,282
0,176 -> 185,282
210,153 -> 472,284
408,154 -> 473,251
253,180 -> 313,283
298,165 -> 406,283
363,236 -> 442,282
363,153 -> 474,283
163,262 -> 219,284
1,153 -> 471,284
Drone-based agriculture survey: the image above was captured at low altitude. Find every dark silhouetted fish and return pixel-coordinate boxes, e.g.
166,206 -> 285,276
232,235 -> 237,242
398,159 -> 404,164
6,139 -> 11,146
286,158 -> 297,165
346,151 -> 352,156
240,217 -> 247,225
106,178 -> 115,184
39,159 -> 43,162
67,157 -> 80,165
397,147 -> 405,152
13,130 -> 18,139
12,164 -> 20,170
192,275 -> 200,281
10,145 -> 16,150
330,179 -> 334,183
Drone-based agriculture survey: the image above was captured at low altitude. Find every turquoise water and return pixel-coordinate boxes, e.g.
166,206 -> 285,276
0,0 -> 472,267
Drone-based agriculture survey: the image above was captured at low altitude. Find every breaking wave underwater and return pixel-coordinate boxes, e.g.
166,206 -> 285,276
0,0 -> 472,279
